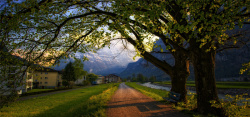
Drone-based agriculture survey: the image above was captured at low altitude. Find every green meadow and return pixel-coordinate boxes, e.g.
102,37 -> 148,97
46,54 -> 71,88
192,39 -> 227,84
156,81 -> 250,89
0,83 -> 119,117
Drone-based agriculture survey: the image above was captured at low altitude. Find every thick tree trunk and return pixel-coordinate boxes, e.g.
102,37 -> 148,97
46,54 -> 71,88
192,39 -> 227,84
169,54 -> 190,103
190,49 -> 226,116
170,71 -> 188,102
127,36 -> 190,103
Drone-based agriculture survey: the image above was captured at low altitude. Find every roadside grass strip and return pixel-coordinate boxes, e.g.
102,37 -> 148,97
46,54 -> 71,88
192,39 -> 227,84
85,84 -> 118,117
25,89 -> 54,94
0,83 -> 119,117
156,81 -> 250,89
125,82 -> 168,101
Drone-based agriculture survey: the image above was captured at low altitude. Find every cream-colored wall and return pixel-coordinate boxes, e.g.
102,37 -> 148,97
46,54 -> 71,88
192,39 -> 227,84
26,72 -> 33,90
34,71 -> 62,87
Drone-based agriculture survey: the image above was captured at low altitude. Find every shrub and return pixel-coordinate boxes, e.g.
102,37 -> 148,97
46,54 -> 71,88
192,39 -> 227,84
83,80 -> 91,86
62,81 -> 69,87
210,94 -> 249,117
174,92 -> 197,110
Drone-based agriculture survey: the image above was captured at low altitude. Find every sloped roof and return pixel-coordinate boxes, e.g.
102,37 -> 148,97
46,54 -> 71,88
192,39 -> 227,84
0,43 -> 28,65
0,42 -> 61,73
34,66 -> 60,72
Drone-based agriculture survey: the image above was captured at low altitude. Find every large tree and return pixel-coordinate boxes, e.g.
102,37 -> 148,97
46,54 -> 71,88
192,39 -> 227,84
100,0 -> 250,115
0,0 -> 107,106
1,0 -> 250,116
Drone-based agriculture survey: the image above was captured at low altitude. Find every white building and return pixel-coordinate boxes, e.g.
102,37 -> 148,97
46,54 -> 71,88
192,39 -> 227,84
75,76 -> 87,85
0,47 -> 33,95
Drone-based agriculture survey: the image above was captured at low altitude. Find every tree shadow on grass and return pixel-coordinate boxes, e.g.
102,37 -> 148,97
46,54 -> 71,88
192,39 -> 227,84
33,97 -> 89,117
32,89 -> 106,117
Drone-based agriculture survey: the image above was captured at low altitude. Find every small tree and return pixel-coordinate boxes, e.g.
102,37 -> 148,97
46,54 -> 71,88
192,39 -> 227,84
137,73 -> 145,83
122,78 -> 127,82
82,80 -> 91,86
86,73 -> 98,84
131,77 -> 137,82
73,58 -> 87,80
62,81 -> 69,88
131,73 -> 137,82
62,62 -> 76,88
149,76 -> 156,83
127,76 -> 131,81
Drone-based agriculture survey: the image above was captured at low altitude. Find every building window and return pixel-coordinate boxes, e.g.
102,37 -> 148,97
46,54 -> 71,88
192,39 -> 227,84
35,79 -> 38,82
45,82 -> 48,84
45,77 -> 48,79
45,72 -> 48,74
40,82 -> 42,84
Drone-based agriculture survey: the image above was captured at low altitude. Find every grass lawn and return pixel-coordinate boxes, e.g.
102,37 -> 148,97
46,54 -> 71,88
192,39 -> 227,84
155,81 -> 250,89
0,83 -> 119,117
25,89 -> 54,94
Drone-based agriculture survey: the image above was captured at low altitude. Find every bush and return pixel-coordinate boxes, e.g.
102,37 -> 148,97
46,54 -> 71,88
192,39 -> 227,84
210,94 -> 249,117
173,93 -> 249,116
174,92 -> 197,110
83,80 -> 91,86
62,81 -> 69,87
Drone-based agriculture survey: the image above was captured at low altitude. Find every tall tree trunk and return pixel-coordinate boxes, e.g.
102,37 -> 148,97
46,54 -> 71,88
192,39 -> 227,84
190,49 -> 226,116
125,35 -> 190,103
169,53 -> 190,103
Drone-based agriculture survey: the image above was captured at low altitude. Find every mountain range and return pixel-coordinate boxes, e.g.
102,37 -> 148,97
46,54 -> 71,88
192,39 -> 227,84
52,44 -> 139,76
119,44 -> 250,81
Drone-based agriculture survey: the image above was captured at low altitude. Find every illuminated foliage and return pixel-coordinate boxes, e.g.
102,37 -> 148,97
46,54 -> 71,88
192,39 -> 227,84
1,0 -> 250,115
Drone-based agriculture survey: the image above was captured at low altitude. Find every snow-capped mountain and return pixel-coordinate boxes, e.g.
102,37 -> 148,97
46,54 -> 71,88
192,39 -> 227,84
52,43 -> 139,75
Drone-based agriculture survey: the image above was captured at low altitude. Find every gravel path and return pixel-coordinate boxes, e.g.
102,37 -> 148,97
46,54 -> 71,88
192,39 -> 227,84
106,83 -> 189,117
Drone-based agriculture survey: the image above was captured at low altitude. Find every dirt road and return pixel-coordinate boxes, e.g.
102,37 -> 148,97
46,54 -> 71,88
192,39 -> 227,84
106,83 -> 189,117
